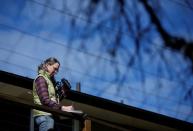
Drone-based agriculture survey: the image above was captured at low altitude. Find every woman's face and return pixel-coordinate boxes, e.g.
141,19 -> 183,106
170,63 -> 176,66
46,62 -> 60,76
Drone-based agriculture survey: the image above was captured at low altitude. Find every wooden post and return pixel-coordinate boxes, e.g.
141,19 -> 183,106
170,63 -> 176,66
76,82 -> 91,131
83,120 -> 91,131
76,82 -> 81,92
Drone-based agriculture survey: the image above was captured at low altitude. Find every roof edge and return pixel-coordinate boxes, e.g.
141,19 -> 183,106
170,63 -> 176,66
0,70 -> 193,130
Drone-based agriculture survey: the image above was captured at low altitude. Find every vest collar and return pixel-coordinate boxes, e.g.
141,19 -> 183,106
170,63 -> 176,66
38,70 -> 51,78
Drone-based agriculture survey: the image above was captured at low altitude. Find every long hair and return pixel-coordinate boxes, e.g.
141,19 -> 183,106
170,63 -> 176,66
38,57 -> 60,72
38,57 -> 60,85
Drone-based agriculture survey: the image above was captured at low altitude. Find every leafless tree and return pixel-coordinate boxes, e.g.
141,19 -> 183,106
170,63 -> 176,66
61,0 -> 193,120
1,0 -> 193,121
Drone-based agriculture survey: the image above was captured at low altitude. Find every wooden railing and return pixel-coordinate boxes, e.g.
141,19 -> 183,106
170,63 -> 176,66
0,92 -> 86,131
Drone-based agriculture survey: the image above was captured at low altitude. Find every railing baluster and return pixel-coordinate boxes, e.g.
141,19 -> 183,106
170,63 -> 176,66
29,109 -> 34,131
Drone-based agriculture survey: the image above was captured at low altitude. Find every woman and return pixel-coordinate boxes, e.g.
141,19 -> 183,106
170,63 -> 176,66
33,57 -> 73,131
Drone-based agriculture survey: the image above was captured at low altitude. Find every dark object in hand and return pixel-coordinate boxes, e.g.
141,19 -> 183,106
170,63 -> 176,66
56,78 -> 71,98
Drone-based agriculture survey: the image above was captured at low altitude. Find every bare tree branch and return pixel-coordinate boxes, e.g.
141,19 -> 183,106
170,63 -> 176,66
139,0 -> 193,71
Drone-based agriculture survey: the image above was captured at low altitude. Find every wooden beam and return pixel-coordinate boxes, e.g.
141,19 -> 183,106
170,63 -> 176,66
83,120 -> 91,131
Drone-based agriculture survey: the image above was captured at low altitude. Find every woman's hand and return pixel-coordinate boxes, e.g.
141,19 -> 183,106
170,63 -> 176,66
61,105 -> 74,111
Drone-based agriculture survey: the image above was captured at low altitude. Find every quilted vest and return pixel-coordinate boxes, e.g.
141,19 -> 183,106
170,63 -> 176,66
33,70 -> 58,117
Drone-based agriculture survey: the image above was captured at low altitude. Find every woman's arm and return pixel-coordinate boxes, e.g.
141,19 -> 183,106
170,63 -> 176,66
35,76 -> 61,110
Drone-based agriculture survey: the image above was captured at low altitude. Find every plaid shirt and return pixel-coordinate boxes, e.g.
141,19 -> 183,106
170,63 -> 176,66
35,76 -> 61,110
